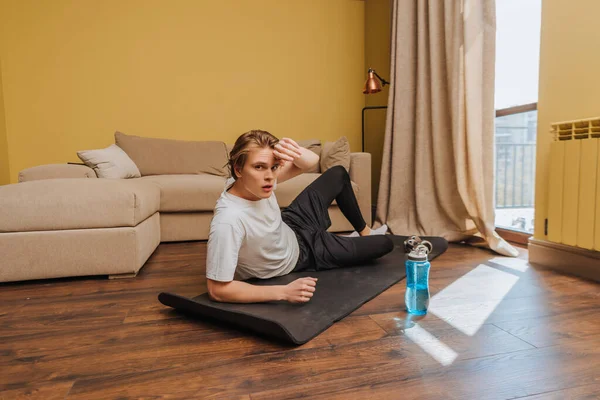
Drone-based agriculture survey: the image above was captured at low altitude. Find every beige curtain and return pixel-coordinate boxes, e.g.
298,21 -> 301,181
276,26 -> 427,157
376,0 -> 518,257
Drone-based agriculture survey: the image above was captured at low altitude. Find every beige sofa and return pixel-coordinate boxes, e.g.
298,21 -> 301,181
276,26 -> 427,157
0,133 -> 371,283
0,178 -> 161,282
18,133 -> 372,241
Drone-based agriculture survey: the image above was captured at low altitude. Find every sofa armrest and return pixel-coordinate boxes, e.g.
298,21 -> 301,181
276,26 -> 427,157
18,164 -> 97,182
349,152 -> 372,226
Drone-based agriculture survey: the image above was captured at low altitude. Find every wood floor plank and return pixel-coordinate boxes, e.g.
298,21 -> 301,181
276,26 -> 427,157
0,241 -> 598,399
0,380 -> 74,400
493,308 -> 600,348
517,383 -> 600,399
249,338 -> 600,400
1,313 -> 386,389
0,268 -> 205,308
1,318 -> 275,387
369,314 -> 535,360
67,335 -> 432,398
143,241 -> 205,264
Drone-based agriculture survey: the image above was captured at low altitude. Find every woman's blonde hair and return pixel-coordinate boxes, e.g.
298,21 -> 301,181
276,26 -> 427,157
228,130 -> 279,180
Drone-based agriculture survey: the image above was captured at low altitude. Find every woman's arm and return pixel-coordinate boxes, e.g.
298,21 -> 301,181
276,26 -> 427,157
207,276 -> 317,304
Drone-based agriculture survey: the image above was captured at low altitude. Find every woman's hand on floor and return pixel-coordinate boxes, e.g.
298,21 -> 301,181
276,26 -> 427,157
283,277 -> 318,303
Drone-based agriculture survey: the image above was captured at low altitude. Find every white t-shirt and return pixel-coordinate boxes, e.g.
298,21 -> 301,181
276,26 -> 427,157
206,178 -> 300,281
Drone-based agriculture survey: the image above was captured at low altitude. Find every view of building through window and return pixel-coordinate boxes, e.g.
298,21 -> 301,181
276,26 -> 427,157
494,0 -> 541,233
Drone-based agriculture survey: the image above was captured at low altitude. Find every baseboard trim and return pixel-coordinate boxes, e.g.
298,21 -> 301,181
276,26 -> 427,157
497,228 -> 530,248
528,238 -> 600,283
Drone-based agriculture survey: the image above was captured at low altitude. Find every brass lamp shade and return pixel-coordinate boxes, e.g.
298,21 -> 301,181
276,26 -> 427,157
361,68 -> 389,151
363,70 -> 382,94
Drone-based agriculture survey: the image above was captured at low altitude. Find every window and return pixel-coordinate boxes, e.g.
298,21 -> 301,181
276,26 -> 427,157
494,0 -> 542,235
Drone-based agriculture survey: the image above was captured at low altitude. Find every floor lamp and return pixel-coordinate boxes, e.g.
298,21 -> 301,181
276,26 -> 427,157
362,68 -> 389,152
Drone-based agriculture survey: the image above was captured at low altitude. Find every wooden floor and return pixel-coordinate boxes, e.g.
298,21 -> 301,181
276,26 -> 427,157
1,241 -> 599,399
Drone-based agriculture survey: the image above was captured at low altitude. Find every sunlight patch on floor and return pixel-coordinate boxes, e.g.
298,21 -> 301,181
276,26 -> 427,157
403,324 -> 458,366
400,260 -> 522,366
488,256 -> 530,272
428,264 -> 520,336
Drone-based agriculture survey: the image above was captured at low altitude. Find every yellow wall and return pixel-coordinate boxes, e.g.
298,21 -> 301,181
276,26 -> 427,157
0,57 -> 9,185
364,0 -> 391,202
0,0 -> 364,183
534,0 -> 600,240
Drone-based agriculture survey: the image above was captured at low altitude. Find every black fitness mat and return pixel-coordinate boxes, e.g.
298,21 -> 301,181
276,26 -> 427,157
158,235 -> 448,345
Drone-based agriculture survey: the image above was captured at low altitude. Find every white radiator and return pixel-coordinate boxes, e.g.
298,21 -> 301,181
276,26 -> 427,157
547,117 -> 600,250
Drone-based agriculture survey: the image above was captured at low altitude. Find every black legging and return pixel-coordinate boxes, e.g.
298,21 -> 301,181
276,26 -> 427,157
282,166 -> 394,272
305,164 -> 368,232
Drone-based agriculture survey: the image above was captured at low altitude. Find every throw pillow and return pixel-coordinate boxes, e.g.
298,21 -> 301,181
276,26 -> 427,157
77,144 -> 141,179
320,136 -> 350,173
115,131 -> 229,177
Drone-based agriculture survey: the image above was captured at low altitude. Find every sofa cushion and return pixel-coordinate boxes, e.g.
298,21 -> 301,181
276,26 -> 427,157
18,164 -> 97,182
320,136 -> 351,173
77,144 -> 141,179
0,179 -> 160,233
137,174 -> 227,212
115,131 -> 229,177
276,173 -> 359,208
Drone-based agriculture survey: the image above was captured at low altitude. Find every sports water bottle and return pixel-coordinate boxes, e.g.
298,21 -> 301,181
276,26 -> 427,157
404,239 -> 432,315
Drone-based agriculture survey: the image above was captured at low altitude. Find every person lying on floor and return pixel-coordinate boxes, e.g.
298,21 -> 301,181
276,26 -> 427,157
206,130 -> 392,304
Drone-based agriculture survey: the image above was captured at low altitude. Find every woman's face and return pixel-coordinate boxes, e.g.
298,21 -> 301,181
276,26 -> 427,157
233,145 -> 281,200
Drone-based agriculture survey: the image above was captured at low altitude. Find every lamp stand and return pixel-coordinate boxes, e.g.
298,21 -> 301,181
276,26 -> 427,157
361,106 -> 387,152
